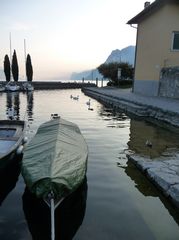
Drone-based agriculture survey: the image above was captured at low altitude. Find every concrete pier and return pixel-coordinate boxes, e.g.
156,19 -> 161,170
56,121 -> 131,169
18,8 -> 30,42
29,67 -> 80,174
0,81 -> 96,90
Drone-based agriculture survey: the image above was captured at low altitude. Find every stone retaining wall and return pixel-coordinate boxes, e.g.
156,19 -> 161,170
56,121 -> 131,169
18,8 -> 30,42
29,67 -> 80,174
159,67 -> 179,99
82,87 -> 179,128
127,154 -> 179,209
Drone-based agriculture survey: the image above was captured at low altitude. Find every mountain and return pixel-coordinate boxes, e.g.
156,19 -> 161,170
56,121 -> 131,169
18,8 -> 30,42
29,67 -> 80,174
70,69 -> 103,81
70,45 -> 135,80
70,70 -> 94,81
105,46 -> 135,65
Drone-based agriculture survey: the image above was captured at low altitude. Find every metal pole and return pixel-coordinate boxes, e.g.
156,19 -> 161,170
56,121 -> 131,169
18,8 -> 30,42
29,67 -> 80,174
9,33 -> 12,63
9,33 -> 12,81
24,39 -> 27,80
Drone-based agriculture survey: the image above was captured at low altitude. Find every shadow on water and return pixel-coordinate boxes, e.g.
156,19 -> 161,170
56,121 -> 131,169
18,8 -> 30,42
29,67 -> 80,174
23,177 -> 88,240
117,159 -> 179,226
97,105 -> 129,128
128,119 -> 179,159
0,154 -> 22,206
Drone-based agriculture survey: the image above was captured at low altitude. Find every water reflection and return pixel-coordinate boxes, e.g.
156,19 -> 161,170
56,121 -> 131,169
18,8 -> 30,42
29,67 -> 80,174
117,159 -> 179,225
0,155 -> 22,206
6,92 -> 20,120
6,92 -> 13,110
23,178 -> 87,240
5,91 -> 34,122
98,105 -> 129,128
117,159 -> 158,197
26,91 -> 34,122
14,92 -> 20,120
128,119 -> 179,158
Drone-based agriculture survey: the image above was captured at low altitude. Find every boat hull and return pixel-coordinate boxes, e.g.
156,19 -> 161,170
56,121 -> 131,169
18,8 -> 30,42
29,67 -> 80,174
0,120 -> 25,168
0,153 -> 22,205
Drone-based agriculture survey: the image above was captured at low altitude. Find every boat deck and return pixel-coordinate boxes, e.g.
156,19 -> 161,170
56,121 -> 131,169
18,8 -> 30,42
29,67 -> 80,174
0,123 -> 24,141
0,140 -> 16,154
0,121 -> 24,158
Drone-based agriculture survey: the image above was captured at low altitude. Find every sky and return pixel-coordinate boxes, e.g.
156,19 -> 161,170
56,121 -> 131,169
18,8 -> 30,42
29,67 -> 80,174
0,0 -> 152,80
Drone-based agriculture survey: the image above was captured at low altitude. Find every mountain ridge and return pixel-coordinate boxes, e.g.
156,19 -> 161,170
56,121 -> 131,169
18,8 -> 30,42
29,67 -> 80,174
71,45 -> 135,80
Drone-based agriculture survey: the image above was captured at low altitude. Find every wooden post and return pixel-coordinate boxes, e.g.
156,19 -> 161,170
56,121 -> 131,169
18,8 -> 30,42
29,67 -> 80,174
101,78 -> 103,87
96,78 -> 98,87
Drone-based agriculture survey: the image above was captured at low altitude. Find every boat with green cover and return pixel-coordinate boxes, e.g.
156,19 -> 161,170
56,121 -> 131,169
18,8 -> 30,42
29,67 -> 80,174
21,117 -> 88,200
21,116 -> 88,240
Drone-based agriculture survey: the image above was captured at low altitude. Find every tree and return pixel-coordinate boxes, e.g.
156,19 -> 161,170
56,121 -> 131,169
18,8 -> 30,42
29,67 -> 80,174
3,55 -> 11,82
97,62 -> 134,86
11,50 -> 19,82
26,54 -> 33,82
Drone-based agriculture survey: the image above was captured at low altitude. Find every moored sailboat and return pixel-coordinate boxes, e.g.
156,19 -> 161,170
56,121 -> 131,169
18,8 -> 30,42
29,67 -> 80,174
5,81 -> 20,92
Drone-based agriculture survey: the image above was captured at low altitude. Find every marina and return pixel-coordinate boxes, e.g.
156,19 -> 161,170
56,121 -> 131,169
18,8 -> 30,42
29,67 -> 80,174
0,89 -> 179,239
0,81 -> 97,91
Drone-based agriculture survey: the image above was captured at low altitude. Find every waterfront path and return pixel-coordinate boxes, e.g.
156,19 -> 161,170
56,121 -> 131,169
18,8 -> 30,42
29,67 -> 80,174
82,87 -> 179,209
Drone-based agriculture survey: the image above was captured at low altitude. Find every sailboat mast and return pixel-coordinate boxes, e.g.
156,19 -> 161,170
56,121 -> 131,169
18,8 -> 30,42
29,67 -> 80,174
9,33 -> 12,62
9,33 -> 12,81
24,39 -> 27,80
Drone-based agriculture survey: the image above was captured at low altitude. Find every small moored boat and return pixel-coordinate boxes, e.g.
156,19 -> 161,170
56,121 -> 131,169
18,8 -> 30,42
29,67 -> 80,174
0,120 -> 25,165
21,116 -> 88,240
22,82 -> 34,91
5,81 -> 20,92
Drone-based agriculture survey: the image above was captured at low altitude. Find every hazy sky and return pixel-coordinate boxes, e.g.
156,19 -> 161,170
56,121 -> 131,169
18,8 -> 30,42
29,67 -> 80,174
0,0 -> 151,80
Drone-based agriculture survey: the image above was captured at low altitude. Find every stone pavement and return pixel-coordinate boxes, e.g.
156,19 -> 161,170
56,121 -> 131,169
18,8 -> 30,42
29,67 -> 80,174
82,87 -> 179,209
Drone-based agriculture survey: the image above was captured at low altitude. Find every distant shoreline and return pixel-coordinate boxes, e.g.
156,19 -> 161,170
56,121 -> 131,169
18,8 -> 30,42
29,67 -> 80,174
0,81 -> 96,90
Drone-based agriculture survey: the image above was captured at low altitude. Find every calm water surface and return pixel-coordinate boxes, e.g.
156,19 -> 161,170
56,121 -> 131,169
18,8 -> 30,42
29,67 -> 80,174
0,89 -> 179,240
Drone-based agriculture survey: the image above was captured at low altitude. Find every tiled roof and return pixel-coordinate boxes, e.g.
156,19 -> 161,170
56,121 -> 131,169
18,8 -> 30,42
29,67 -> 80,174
127,0 -> 174,24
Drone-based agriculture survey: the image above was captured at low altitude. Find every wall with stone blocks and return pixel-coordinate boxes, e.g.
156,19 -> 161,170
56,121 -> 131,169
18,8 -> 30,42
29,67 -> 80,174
159,67 -> 179,99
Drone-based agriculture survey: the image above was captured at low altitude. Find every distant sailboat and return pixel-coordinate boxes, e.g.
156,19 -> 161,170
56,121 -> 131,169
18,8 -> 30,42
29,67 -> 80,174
5,33 -> 20,92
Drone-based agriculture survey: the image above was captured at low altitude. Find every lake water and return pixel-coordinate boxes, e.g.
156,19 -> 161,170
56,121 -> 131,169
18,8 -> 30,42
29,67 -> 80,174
0,89 -> 179,240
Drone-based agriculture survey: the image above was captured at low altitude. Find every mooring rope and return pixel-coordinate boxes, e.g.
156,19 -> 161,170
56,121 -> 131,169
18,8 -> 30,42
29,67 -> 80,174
50,197 -> 55,240
45,192 -> 65,240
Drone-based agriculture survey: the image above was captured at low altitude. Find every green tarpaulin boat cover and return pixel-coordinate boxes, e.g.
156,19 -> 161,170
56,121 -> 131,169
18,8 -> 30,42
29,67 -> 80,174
21,118 -> 88,200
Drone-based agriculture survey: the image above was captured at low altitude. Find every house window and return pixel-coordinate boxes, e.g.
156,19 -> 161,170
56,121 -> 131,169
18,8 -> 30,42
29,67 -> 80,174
172,32 -> 179,50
